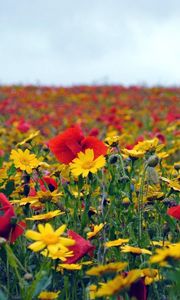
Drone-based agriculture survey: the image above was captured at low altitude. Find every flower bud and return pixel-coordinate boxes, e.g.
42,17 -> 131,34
118,175 -> 129,183
0,237 -> 6,246
146,155 -> 159,167
162,198 -> 177,207
174,163 -> 180,171
24,273 -> 33,281
147,167 -> 159,185
83,227 -> 91,234
122,197 -> 131,207
108,154 -> 119,164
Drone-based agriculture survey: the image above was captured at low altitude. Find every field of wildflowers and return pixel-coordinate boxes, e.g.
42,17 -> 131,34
0,85 -> 179,300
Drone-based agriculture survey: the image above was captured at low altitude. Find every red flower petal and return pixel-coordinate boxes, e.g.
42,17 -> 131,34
39,176 -> 58,192
167,206 -> 180,220
48,127 -> 84,164
0,193 -> 15,238
10,221 -> 26,243
66,230 -> 95,263
81,136 -> 107,159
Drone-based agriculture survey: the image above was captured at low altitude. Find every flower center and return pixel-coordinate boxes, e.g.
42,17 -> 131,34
20,158 -> 30,166
42,233 -> 59,245
82,161 -> 95,170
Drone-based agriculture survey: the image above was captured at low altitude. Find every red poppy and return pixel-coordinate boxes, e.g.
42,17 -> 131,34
48,126 -> 107,164
65,230 -> 95,263
167,206 -> 180,220
39,176 -> 58,192
48,127 -> 84,164
28,176 -> 58,197
81,136 -> 107,159
0,193 -> 26,243
17,119 -> 31,133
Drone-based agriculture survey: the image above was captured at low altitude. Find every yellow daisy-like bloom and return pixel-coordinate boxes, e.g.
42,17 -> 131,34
160,176 -> 180,191
26,210 -> 64,221
56,263 -> 82,271
88,284 -> 97,300
0,168 -> 8,184
121,245 -> 152,255
122,148 -> 145,158
81,261 -> 93,265
70,149 -> 105,178
134,138 -> 159,153
95,269 -> 141,297
38,290 -> 60,300
104,238 -> 129,248
10,148 -> 40,174
86,262 -> 128,276
41,248 -> 74,262
149,243 -> 180,265
141,268 -> 160,285
87,223 -> 105,239
122,138 -> 161,159
25,223 -> 75,254
146,186 -> 164,202
151,240 -> 171,247
13,191 -> 63,208
105,135 -> 121,147
17,130 -> 40,146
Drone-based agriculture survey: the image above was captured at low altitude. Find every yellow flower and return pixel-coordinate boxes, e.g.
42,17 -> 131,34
38,290 -> 60,300
141,268 -> 160,285
26,210 -> 64,221
157,151 -> 169,159
13,191 -> 63,208
87,223 -> 105,239
122,148 -> 145,158
88,284 -> 97,300
104,238 -> 129,248
17,130 -> 40,146
122,138 -> 161,159
12,196 -> 43,208
0,168 -> 8,183
42,248 -> 74,261
134,138 -> 159,153
25,223 -> 75,254
150,243 -> 180,265
86,262 -> 128,276
160,176 -> 180,191
105,135 -> 121,147
151,240 -> 171,247
95,269 -> 141,297
81,261 -> 93,265
121,245 -> 152,255
146,185 -> 164,202
10,149 -> 40,174
70,149 -> 105,178
56,263 -> 82,271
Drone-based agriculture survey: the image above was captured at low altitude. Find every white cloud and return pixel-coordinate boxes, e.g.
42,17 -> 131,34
0,0 -> 180,85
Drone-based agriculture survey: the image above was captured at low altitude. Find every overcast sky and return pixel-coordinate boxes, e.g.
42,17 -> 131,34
0,0 -> 180,86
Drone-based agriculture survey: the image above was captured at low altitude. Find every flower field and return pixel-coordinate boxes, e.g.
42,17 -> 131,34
0,85 -> 179,300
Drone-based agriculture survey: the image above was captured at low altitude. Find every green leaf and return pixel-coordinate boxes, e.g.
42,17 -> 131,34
7,164 -> 16,177
4,180 -> 15,196
25,263 -> 51,300
32,273 -> 52,297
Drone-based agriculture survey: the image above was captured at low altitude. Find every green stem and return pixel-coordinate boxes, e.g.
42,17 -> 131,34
117,146 -> 126,177
138,165 -> 148,243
